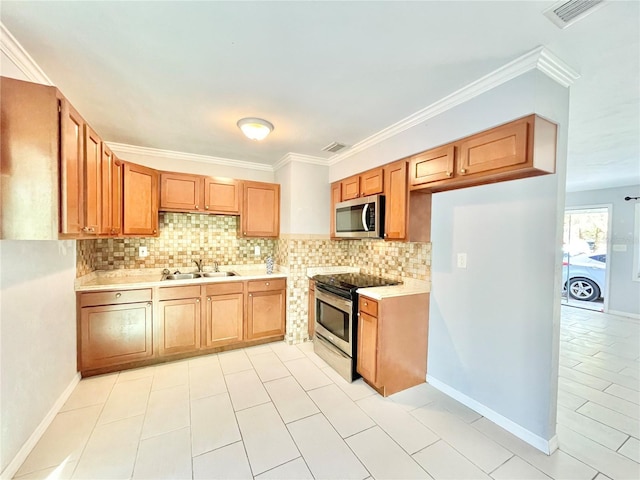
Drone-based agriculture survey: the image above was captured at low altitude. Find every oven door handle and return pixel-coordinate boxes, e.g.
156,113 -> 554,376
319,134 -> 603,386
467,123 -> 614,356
362,203 -> 369,232
315,287 -> 353,313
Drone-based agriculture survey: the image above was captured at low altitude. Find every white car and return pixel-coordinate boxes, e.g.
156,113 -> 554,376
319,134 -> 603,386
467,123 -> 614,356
562,253 -> 606,302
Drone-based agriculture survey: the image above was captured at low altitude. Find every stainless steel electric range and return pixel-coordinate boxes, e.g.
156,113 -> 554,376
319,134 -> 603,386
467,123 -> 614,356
312,272 -> 400,382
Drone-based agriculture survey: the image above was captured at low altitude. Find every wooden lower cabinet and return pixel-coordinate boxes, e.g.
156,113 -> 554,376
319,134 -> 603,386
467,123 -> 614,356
246,279 -> 286,340
158,285 -> 201,356
203,282 -> 244,348
357,293 -> 430,396
79,289 -> 153,371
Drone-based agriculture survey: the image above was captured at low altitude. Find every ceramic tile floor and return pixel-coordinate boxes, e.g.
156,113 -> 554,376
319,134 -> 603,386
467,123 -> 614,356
14,306 -> 639,480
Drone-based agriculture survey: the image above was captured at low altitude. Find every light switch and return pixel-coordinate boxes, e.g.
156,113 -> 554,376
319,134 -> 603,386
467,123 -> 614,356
254,245 -> 261,256
139,246 -> 148,258
612,244 -> 627,252
457,253 -> 467,268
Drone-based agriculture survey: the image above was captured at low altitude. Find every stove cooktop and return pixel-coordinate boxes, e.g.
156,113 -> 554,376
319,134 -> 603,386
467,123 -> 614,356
313,272 -> 400,291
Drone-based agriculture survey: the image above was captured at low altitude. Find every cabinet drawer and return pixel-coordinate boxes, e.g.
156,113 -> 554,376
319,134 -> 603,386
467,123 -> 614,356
247,278 -> 286,293
80,289 -> 152,307
206,282 -> 244,296
359,296 -> 378,317
158,285 -> 201,301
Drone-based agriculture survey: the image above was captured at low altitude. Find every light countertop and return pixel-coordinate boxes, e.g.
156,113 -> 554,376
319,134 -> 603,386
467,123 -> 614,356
76,265 -> 288,292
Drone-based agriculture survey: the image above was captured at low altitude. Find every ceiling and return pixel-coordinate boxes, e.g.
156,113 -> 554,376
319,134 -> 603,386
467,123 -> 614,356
1,1 -> 638,192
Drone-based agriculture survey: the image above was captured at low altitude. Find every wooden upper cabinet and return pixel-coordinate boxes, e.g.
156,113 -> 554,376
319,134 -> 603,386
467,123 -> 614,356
409,145 -> 456,188
83,125 -> 102,235
111,157 -> 123,236
59,99 -> 85,236
100,145 -> 114,235
123,163 -> 159,236
360,167 -> 384,196
383,160 -> 408,240
160,172 -> 202,212
205,177 -> 240,214
241,181 -> 280,238
329,182 -> 342,239
341,175 -> 360,200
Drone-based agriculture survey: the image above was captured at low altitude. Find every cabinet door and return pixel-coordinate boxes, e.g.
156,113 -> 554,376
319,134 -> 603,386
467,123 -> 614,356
84,125 -> 102,235
383,160 -> 407,240
241,181 -> 280,237
329,182 -> 342,239
409,145 -> 455,188
247,290 -> 285,339
111,158 -> 123,235
123,163 -> 159,236
158,297 -> 201,355
308,280 -> 315,339
204,177 -> 240,214
457,119 -> 528,176
60,100 -> 85,235
80,301 -> 153,370
360,168 -> 384,196
204,293 -> 243,348
341,176 -> 360,200
160,172 -> 203,212
100,145 -> 114,235
357,311 -> 378,385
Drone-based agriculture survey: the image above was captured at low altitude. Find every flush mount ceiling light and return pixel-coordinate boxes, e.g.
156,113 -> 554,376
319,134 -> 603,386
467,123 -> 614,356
237,117 -> 274,141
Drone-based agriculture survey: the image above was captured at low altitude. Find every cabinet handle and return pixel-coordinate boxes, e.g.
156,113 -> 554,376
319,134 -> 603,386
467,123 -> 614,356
82,226 -> 95,233
115,292 -> 122,298
460,168 -> 467,174
195,205 -> 199,209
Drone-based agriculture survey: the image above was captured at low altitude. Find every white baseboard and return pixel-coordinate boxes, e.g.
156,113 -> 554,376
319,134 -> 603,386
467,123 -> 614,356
607,309 -> 640,320
1,373 -> 81,480
426,375 -> 558,455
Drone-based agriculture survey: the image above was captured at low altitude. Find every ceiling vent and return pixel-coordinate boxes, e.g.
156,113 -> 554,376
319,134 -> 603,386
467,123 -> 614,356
543,0 -> 607,29
322,141 -> 348,153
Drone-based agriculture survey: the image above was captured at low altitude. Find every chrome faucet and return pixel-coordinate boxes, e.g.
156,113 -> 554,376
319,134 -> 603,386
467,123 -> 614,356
193,259 -> 204,272
213,261 -> 219,272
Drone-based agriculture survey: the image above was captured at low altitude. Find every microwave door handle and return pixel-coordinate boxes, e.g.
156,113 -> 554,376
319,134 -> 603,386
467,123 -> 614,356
362,203 -> 369,232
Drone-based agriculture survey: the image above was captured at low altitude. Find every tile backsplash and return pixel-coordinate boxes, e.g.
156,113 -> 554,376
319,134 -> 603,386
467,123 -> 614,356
77,212 -> 431,344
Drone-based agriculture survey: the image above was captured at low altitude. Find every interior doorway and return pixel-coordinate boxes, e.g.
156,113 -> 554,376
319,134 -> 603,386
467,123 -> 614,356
562,206 -> 610,312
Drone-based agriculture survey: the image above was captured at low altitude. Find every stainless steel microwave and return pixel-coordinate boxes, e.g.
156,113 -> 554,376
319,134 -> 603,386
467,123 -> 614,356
334,194 -> 385,238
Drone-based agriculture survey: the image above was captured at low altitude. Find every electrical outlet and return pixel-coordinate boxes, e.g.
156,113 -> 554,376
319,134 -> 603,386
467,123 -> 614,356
139,246 -> 148,258
254,245 -> 261,256
457,253 -> 467,268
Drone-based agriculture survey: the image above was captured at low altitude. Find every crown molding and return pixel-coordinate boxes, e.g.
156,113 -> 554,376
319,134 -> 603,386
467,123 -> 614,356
328,46 -> 580,166
0,23 -> 53,85
106,142 -> 273,172
273,152 -> 329,171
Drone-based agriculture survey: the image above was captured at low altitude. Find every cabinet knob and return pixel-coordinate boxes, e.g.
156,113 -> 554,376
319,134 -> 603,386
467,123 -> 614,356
196,298 -> 200,303
195,205 -> 199,209
364,301 -> 368,306
243,232 -> 247,235
146,302 -> 151,307
207,297 -> 211,301
249,293 -> 252,297
115,292 -> 122,298
266,282 -> 270,286
384,233 -> 387,237
153,229 -> 157,234
205,205 -> 209,210
460,168 -> 467,174
446,171 -> 452,177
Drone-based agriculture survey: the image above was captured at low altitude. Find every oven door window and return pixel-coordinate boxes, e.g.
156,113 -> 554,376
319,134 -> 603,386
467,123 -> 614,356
316,298 -> 350,344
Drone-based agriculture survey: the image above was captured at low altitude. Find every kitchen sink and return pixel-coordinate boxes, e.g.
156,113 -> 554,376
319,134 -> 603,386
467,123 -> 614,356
161,271 -> 238,281
200,271 -> 237,277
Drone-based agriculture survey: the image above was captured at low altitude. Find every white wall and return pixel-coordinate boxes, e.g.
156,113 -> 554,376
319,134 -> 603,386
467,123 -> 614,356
275,161 -> 329,235
329,70 -> 569,451
0,241 -> 78,474
109,148 -> 275,183
566,185 -> 640,317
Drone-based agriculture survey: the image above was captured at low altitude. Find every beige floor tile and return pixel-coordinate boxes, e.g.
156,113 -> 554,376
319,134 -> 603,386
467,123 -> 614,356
411,406 -> 511,473
431,395 -> 483,424
140,384 -> 189,439
255,457 -> 313,480
72,415 -> 143,479
132,427 -> 192,479
250,351 -> 292,382
559,365 -> 612,391
346,426 -> 431,479
558,377 -> 639,419
471,417 -> 597,480
559,356 -> 581,368
618,436 -> 640,463
603,383 -> 640,404
244,343 -> 274,357
557,405 -> 628,451
601,342 -> 639,360
561,341 -> 601,357
321,366 -> 377,401
192,441 -> 252,480
225,369 -> 271,411
188,362 -> 227,400
593,474 -> 613,480
358,395 -> 439,454
116,365 -> 155,383
308,384 -> 375,438
191,392 -> 241,456
300,345 -> 330,369
593,351 -> 640,370
288,414 -> 369,480
16,405 -> 102,476
98,376 -> 152,425
557,389 -> 588,410
151,361 -> 189,391
60,374 -> 117,412
389,383 -> 444,411
573,363 -> 639,390
620,366 -> 640,380
263,376 -> 319,423
489,456 -> 551,479
557,424 -> 640,480
412,440 -> 492,479
218,349 -> 254,374
576,401 -> 640,438
270,341 -> 306,362
13,460 -> 77,480
284,357 -> 332,391
236,402 -> 299,475
187,352 -> 219,367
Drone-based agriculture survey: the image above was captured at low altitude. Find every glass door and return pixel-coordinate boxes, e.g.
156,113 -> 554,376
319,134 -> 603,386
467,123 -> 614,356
562,207 -> 609,311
